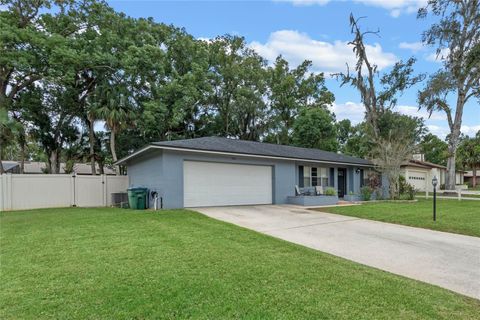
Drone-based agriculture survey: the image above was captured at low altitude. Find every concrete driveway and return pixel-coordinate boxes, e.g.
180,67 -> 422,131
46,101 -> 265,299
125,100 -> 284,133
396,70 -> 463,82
194,205 -> 480,300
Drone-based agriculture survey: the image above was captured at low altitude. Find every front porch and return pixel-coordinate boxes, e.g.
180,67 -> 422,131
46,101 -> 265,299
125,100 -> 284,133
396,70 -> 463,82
286,163 -> 371,206
287,194 -> 339,206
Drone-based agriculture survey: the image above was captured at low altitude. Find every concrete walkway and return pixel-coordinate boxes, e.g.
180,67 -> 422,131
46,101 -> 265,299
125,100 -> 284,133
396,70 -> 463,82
194,205 -> 480,300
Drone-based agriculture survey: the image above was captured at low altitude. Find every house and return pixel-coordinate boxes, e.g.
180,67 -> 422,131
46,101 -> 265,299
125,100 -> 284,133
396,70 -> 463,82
116,137 -> 379,209
1,161 -> 116,175
463,170 -> 478,188
400,155 -> 464,192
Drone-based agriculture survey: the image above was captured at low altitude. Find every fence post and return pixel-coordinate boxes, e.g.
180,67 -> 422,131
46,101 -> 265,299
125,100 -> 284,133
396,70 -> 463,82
425,189 -> 429,199
0,174 -> 4,211
70,174 -> 76,207
102,175 -> 107,207
2,174 -> 12,211
458,189 -> 461,201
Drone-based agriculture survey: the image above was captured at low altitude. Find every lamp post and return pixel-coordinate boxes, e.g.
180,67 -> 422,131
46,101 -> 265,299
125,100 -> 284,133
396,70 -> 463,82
432,176 -> 438,221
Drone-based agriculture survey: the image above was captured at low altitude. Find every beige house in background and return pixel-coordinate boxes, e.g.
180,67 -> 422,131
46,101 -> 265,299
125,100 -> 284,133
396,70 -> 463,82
463,170 -> 478,187
400,154 -> 464,192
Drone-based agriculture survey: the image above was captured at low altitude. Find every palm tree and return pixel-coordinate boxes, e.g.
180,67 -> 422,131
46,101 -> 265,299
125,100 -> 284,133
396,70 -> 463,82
457,133 -> 480,188
96,88 -> 133,175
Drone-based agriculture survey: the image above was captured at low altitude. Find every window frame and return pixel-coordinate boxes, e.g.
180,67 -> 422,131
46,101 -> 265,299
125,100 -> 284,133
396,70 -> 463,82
302,166 -> 329,188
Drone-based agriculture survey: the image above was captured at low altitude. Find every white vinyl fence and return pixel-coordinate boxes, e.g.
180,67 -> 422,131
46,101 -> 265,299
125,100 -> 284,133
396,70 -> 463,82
0,174 -> 128,211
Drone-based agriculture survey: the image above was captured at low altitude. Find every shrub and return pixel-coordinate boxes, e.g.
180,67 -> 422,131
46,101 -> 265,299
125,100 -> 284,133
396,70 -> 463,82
324,187 -> 337,196
360,186 -> 373,201
398,175 -> 416,200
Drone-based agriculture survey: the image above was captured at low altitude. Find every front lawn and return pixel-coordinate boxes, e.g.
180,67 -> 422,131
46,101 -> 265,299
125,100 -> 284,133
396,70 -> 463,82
1,208 -> 479,319
316,199 -> 480,237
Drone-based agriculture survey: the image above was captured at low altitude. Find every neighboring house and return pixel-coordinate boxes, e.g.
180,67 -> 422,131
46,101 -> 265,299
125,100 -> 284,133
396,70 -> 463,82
400,155 -> 464,192
116,136 -> 377,209
463,170 -> 478,187
1,161 -> 116,175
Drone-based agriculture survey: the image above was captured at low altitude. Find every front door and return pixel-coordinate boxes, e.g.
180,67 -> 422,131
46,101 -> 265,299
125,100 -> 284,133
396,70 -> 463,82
338,168 -> 346,197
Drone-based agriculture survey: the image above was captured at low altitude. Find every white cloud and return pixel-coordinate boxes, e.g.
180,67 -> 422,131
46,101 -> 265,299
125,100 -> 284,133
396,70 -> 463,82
461,125 -> 480,137
328,101 -> 366,124
282,0 -> 330,5
249,30 -> 397,74
426,48 -> 450,63
329,102 -> 447,125
278,0 -> 427,17
396,105 -> 446,121
425,124 -> 479,140
426,125 -> 450,140
399,41 -> 425,53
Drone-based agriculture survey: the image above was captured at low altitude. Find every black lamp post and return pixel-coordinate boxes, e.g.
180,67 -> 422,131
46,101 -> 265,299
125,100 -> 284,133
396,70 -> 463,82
432,176 -> 438,221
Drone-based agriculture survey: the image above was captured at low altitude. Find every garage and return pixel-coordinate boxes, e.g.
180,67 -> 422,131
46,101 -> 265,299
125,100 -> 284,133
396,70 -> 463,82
183,161 -> 273,207
407,170 -> 427,191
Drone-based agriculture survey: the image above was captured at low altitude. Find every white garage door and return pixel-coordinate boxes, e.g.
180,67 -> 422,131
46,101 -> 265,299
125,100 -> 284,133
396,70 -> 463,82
407,171 -> 427,191
183,161 -> 273,207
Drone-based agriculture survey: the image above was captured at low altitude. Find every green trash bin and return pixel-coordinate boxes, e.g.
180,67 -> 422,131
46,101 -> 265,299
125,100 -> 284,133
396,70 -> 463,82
127,187 -> 148,209
135,188 -> 148,209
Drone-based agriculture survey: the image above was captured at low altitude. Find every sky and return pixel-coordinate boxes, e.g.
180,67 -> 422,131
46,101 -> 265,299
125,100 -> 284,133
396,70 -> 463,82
108,0 -> 479,140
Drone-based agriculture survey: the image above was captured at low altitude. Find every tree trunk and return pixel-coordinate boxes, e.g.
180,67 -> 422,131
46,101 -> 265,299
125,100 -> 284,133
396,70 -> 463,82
445,92 -> 465,190
98,158 -> 105,175
20,139 -> 25,174
473,167 -> 477,188
110,129 -> 120,175
88,119 -> 96,175
49,150 -> 59,174
446,153 -> 456,190
387,173 -> 399,200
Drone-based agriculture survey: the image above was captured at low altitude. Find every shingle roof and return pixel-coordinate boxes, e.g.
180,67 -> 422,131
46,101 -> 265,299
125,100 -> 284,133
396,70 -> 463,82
150,136 -> 372,166
402,159 -> 446,170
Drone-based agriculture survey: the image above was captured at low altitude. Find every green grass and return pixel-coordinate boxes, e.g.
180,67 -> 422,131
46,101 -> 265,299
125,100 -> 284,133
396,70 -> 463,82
316,199 -> 480,237
1,208 -> 479,319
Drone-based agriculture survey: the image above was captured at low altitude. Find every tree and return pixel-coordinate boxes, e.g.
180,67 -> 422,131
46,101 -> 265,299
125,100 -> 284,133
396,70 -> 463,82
0,0 -> 94,172
65,3 -> 134,175
207,35 -> 267,140
457,132 -> 480,187
137,25 -> 211,142
336,120 -> 371,158
18,84 -> 79,173
266,57 -> 334,145
95,85 -> 134,174
372,111 -> 426,198
417,0 -> 480,190
418,133 -> 448,165
336,15 -> 425,198
292,107 -> 338,151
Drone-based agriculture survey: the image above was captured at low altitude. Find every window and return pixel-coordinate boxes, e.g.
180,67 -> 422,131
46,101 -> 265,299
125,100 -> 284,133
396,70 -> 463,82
301,166 -> 329,187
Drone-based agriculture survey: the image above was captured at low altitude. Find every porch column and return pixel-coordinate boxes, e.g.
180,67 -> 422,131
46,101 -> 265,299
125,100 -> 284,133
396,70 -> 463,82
347,167 -> 354,193
353,168 -> 361,194
333,167 -> 338,191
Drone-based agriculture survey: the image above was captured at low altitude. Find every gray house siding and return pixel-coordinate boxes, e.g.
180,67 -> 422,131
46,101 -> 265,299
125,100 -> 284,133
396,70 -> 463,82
127,149 -> 163,207
127,149 -> 297,209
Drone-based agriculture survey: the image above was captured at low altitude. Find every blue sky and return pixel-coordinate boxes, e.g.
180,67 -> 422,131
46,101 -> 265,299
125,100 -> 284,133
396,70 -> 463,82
108,0 -> 479,139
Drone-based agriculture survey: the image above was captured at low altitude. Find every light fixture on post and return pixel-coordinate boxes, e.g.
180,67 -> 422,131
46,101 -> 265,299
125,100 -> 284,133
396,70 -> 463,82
432,176 -> 438,221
